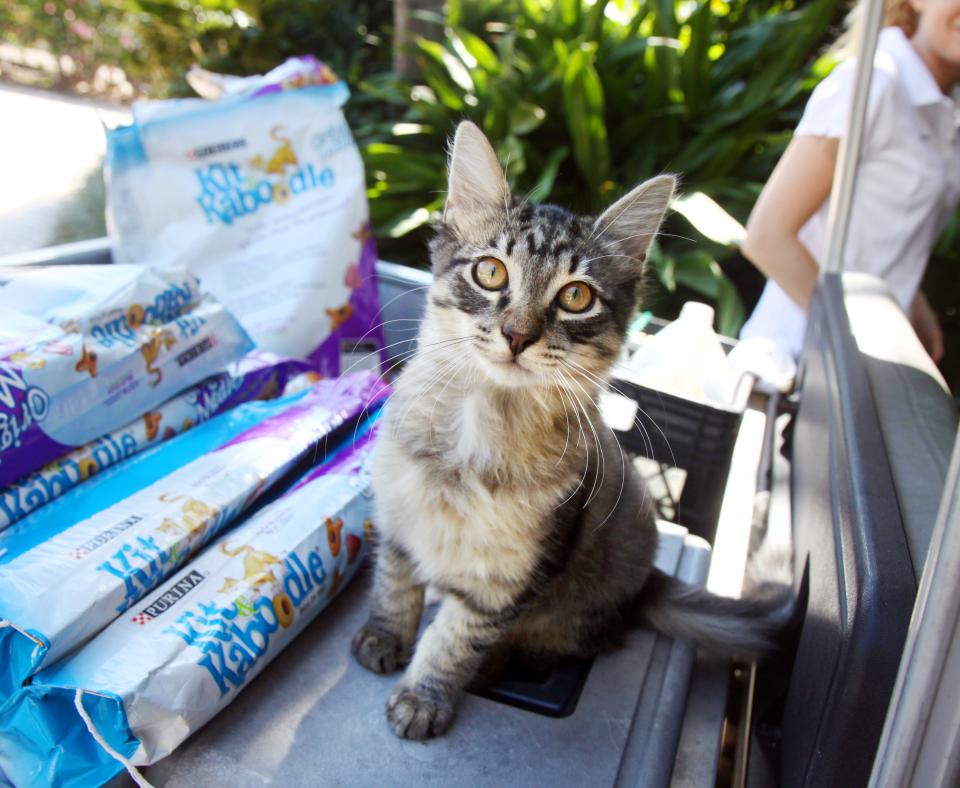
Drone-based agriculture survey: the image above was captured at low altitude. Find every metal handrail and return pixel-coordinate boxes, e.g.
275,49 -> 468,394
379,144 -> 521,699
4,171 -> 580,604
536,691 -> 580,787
821,0 -> 885,275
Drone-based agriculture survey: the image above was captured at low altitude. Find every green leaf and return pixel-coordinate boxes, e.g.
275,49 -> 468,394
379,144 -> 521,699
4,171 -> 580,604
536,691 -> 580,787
672,192 -> 746,246
562,45 -> 610,195
451,27 -> 500,73
508,100 -> 547,135
527,147 -> 569,203
417,37 -> 475,93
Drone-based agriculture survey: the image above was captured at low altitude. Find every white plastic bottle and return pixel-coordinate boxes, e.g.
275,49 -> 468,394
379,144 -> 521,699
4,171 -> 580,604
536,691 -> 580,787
623,301 -> 735,405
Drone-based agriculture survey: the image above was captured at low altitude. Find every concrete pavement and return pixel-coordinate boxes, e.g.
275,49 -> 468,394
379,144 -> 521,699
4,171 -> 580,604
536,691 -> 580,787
0,83 -> 129,255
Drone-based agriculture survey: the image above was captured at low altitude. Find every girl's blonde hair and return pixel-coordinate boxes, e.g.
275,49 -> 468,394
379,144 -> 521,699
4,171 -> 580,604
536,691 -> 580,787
883,0 -> 919,36
834,0 -> 919,56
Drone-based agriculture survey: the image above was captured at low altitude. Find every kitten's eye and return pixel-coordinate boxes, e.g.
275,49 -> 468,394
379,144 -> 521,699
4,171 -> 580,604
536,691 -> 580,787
557,282 -> 594,313
472,258 -> 508,291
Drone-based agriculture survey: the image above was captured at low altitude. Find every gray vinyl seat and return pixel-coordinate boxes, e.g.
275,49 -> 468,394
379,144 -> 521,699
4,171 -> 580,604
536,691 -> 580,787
842,273 -> 958,575
781,271 -> 956,788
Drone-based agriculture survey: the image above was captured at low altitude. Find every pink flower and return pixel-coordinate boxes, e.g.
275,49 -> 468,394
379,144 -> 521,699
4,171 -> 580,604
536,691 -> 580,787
44,2 -> 56,14
70,19 -> 95,40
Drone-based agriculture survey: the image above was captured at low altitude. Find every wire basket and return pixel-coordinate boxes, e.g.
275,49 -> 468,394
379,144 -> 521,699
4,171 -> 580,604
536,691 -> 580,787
604,339 -> 748,541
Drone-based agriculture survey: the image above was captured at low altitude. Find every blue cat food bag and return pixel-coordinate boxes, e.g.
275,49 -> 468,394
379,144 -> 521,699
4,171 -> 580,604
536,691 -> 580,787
106,56 -> 384,372
0,423 -> 379,788
0,371 -> 388,700
0,265 -> 253,488
0,351 -> 315,531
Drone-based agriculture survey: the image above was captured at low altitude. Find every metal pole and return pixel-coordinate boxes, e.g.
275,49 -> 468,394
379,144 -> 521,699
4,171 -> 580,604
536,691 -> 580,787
869,429 -> 960,787
821,0 -> 885,275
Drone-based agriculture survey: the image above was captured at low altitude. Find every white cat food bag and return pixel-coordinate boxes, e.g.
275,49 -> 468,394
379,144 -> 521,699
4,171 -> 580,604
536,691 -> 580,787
0,265 -> 254,488
0,425 -> 378,788
105,56 -> 384,369
0,371 -> 388,700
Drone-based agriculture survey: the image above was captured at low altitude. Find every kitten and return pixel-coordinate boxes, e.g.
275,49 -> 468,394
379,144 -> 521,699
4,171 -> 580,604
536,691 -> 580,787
352,121 -> 789,741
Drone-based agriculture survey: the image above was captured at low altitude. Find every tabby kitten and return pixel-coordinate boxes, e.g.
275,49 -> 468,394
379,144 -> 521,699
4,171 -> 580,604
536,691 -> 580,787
352,121 -> 787,741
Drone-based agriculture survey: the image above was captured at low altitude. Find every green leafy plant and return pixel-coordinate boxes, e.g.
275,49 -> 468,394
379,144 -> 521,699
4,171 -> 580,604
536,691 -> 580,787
0,0 -> 392,100
357,0 -> 846,335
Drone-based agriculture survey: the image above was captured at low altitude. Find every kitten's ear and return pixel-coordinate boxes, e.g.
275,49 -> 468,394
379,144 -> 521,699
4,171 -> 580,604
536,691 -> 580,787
443,121 -> 511,239
593,175 -> 676,262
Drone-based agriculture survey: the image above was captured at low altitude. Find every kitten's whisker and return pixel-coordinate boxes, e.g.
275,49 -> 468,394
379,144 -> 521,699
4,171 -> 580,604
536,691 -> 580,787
565,353 -> 678,473
354,340 -> 472,446
391,358 -> 458,441
558,365 -> 608,509
369,284 -> 432,325
559,364 -> 627,532
560,357 -> 659,519
391,346 -> 474,440
338,332 -> 470,381
557,368 -> 604,509
427,351 -> 475,425
552,373 -> 573,468
552,373 -> 591,510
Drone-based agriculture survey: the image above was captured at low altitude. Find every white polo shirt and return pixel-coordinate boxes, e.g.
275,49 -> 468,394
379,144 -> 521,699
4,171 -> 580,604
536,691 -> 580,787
741,26 -> 960,357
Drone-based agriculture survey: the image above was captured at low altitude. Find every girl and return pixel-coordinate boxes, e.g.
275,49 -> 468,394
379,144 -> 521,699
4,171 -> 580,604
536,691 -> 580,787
740,0 -> 960,364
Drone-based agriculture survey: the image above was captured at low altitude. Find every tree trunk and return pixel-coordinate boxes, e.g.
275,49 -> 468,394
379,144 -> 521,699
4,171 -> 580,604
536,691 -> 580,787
393,0 -> 445,80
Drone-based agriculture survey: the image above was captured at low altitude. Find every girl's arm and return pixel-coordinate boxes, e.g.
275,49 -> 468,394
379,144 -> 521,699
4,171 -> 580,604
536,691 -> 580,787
910,289 -> 945,363
741,135 -> 839,311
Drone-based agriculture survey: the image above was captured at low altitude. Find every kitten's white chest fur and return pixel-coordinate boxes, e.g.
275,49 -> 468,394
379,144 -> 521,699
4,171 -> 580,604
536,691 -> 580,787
372,388 -> 559,608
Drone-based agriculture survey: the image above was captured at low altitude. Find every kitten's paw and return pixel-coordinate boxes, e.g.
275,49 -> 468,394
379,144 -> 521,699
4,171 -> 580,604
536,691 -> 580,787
386,685 -> 455,740
351,624 -> 409,674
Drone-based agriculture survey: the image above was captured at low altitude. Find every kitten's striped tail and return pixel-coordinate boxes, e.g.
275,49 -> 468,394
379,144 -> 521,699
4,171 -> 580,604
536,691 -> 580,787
634,569 -> 794,660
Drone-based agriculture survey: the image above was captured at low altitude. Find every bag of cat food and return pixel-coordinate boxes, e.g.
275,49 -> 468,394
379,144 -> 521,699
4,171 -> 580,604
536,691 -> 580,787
0,424 -> 378,788
0,352 -> 315,532
105,56 -> 384,371
0,371 -> 388,699
0,265 -> 254,489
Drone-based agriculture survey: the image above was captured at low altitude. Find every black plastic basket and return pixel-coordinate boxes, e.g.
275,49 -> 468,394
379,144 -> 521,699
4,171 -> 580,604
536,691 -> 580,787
607,371 -> 744,542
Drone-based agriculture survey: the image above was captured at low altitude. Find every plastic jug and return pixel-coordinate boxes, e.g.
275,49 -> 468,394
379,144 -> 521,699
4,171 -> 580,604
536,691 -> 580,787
623,302 -> 735,405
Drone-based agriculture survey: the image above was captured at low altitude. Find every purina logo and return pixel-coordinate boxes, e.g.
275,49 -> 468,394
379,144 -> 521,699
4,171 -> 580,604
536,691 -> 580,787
186,139 -> 247,161
131,570 -> 205,625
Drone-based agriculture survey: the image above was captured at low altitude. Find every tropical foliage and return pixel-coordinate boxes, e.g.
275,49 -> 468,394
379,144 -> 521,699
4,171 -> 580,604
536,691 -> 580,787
0,0 -> 392,98
356,0 -> 847,334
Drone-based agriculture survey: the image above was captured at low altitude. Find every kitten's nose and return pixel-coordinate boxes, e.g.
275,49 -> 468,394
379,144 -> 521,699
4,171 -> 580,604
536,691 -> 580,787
501,324 -> 540,356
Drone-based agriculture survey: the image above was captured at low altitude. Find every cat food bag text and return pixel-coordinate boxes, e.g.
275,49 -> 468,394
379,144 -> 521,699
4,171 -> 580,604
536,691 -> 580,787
0,352 -> 315,531
0,265 -> 253,488
106,56 -> 384,369
0,425 -> 379,788
0,371 -> 388,699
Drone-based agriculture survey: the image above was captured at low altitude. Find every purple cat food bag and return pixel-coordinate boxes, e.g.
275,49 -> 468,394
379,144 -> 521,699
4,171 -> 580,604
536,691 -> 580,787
0,265 -> 254,489
0,351 -> 315,531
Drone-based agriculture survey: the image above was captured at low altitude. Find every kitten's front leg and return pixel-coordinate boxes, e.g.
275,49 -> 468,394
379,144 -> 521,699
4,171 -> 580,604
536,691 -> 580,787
352,540 -> 425,674
387,594 -> 511,740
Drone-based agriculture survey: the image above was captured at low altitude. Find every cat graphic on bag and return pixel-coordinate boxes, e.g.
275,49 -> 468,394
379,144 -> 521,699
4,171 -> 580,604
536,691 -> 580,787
352,122 -> 792,741
250,126 -> 298,175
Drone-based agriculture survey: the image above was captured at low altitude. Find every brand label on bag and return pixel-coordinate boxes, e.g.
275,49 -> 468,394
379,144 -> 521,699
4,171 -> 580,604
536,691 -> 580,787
131,569 -> 206,624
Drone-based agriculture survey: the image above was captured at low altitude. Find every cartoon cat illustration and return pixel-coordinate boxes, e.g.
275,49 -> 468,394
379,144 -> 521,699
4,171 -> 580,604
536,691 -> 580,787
75,345 -> 97,377
10,352 -> 45,369
328,568 -> 344,599
141,329 -> 176,387
325,304 -> 353,331
144,411 -> 162,441
218,542 -> 283,593
126,304 -> 145,330
77,457 -> 98,481
250,126 -> 298,175
352,222 -> 373,245
326,516 -> 344,557
155,494 -> 217,545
